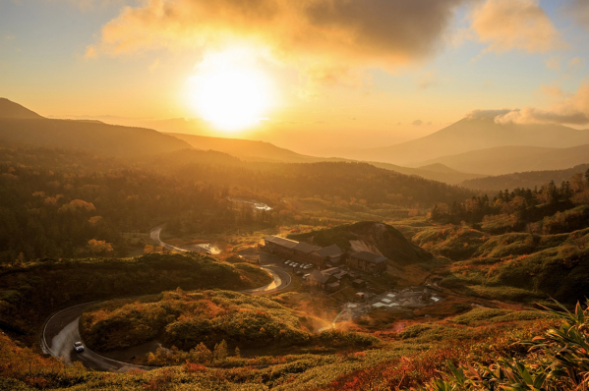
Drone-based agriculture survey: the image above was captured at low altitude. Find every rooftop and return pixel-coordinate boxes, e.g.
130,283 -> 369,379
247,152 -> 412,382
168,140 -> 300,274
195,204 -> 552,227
350,251 -> 388,264
293,242 -> 322,254
322,267 -> 342,275
264,236 -> 299,249
314,244 -> 343,257
309,269 -> 333,284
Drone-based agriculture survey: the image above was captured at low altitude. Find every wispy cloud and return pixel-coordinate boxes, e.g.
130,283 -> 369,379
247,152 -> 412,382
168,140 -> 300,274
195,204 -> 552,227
566,0 -> 589,31
545,56 -> 560,70
470,79 -> 589,126
569,57 -> 584,71
469,0 -> 565,55
418,71 -> 439,89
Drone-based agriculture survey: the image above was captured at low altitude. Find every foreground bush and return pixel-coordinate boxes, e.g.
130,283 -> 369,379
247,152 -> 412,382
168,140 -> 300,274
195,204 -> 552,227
415,301 -> 589,391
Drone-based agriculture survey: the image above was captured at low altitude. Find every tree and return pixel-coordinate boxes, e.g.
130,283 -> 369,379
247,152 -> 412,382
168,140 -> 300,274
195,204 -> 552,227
213,340 -> 227,361
189,343 -> 212,364
234,346 -> 240,358
87,239 -> 113,255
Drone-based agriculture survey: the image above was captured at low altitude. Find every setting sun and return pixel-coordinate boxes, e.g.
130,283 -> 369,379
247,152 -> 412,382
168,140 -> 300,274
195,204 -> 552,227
5,1 -> 589,388
189,61 -> 272,131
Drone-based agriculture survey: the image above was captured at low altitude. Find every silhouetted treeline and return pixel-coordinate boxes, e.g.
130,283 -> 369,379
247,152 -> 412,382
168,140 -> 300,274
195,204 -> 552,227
431,168 -> 589,229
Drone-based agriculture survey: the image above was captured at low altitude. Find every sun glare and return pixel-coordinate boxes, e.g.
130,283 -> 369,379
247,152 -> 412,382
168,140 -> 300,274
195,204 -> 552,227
188,51 -> 272,131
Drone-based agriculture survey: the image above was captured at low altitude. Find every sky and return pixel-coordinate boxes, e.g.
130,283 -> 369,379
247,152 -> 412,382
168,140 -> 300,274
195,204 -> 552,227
1,0 -> 589,154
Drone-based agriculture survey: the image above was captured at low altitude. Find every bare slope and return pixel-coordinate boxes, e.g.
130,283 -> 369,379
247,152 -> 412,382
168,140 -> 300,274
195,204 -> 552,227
344,117 -> 589,165
289,221 -> 434,267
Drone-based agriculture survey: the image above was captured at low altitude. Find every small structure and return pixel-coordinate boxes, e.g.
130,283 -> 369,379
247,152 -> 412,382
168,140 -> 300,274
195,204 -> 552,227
352,279 -> 366,288
355,292 -> 366,301
308,270 -> 337,290
347,251 -> 388,273
326,282 -> 341,292
311,245 -> 344,267
322,267 -> 342,275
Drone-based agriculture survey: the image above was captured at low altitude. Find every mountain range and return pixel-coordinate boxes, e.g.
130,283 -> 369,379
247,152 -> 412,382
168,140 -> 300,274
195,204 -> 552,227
341,117 -> 589,166
2,98 -> 589,190
419,144 -> 589,176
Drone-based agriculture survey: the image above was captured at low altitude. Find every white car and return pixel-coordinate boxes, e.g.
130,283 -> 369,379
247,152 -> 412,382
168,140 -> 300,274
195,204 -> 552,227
284,260 -> 292,265
291,263 -> 299,268
304,264 -> 313,270
73,342 -> 84,353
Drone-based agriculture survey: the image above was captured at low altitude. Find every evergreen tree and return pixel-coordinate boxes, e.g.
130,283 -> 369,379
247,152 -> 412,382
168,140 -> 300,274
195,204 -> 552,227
213,340 -> 227,361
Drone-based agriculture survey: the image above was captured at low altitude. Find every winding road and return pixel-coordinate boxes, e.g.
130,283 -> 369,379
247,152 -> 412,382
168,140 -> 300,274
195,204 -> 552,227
42,227 -> 291,372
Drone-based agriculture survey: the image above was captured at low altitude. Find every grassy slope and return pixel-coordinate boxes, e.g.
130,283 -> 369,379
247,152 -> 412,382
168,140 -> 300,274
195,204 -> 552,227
80,290 -> 316,352
0,306 -> 558,391
0,254 -> 271,336
414,223 -> 589,303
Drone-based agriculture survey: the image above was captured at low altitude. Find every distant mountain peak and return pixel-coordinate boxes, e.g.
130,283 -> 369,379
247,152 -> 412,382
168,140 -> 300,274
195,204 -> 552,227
0,98 -> 44,119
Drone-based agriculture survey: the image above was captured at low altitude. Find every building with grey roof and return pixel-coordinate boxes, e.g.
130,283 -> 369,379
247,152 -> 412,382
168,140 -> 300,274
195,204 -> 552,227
347,251 -> 387,273
312,244 -> 343,266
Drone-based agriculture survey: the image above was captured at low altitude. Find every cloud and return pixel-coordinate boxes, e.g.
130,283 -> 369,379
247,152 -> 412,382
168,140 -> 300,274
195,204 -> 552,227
487,81 -> 589,126
538,84 -> 565,98
545,56 -> 560,70
86,0 -> 468,77
149,58 -> 160,73
569,57 -> 584,71
469,0 -> 564,54
465,108 -> 513,120
567,0 -> 589,30
418,71 -> 438,89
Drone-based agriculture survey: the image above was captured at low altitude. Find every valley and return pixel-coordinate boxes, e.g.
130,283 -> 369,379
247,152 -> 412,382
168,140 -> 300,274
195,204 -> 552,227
1,99 -> 589,391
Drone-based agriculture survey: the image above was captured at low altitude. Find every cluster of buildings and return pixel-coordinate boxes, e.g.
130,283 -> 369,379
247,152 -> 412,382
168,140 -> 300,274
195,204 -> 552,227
263,235 -> 389,292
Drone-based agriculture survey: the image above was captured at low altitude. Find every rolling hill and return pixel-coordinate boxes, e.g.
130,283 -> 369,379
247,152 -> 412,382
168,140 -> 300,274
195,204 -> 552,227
171,132 -> 319,163
342,117 -> 589,165
172,133 -> 483,184
0,99 -> 191,157
462,164 -> 589,191
288,221 -> 434,267
417,144 -> 589,176
0,98 -> 43,119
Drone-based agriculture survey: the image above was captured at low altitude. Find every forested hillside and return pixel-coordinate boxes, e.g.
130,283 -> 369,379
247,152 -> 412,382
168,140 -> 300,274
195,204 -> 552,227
0,146 -> 473,262
463,164 -> 589,191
